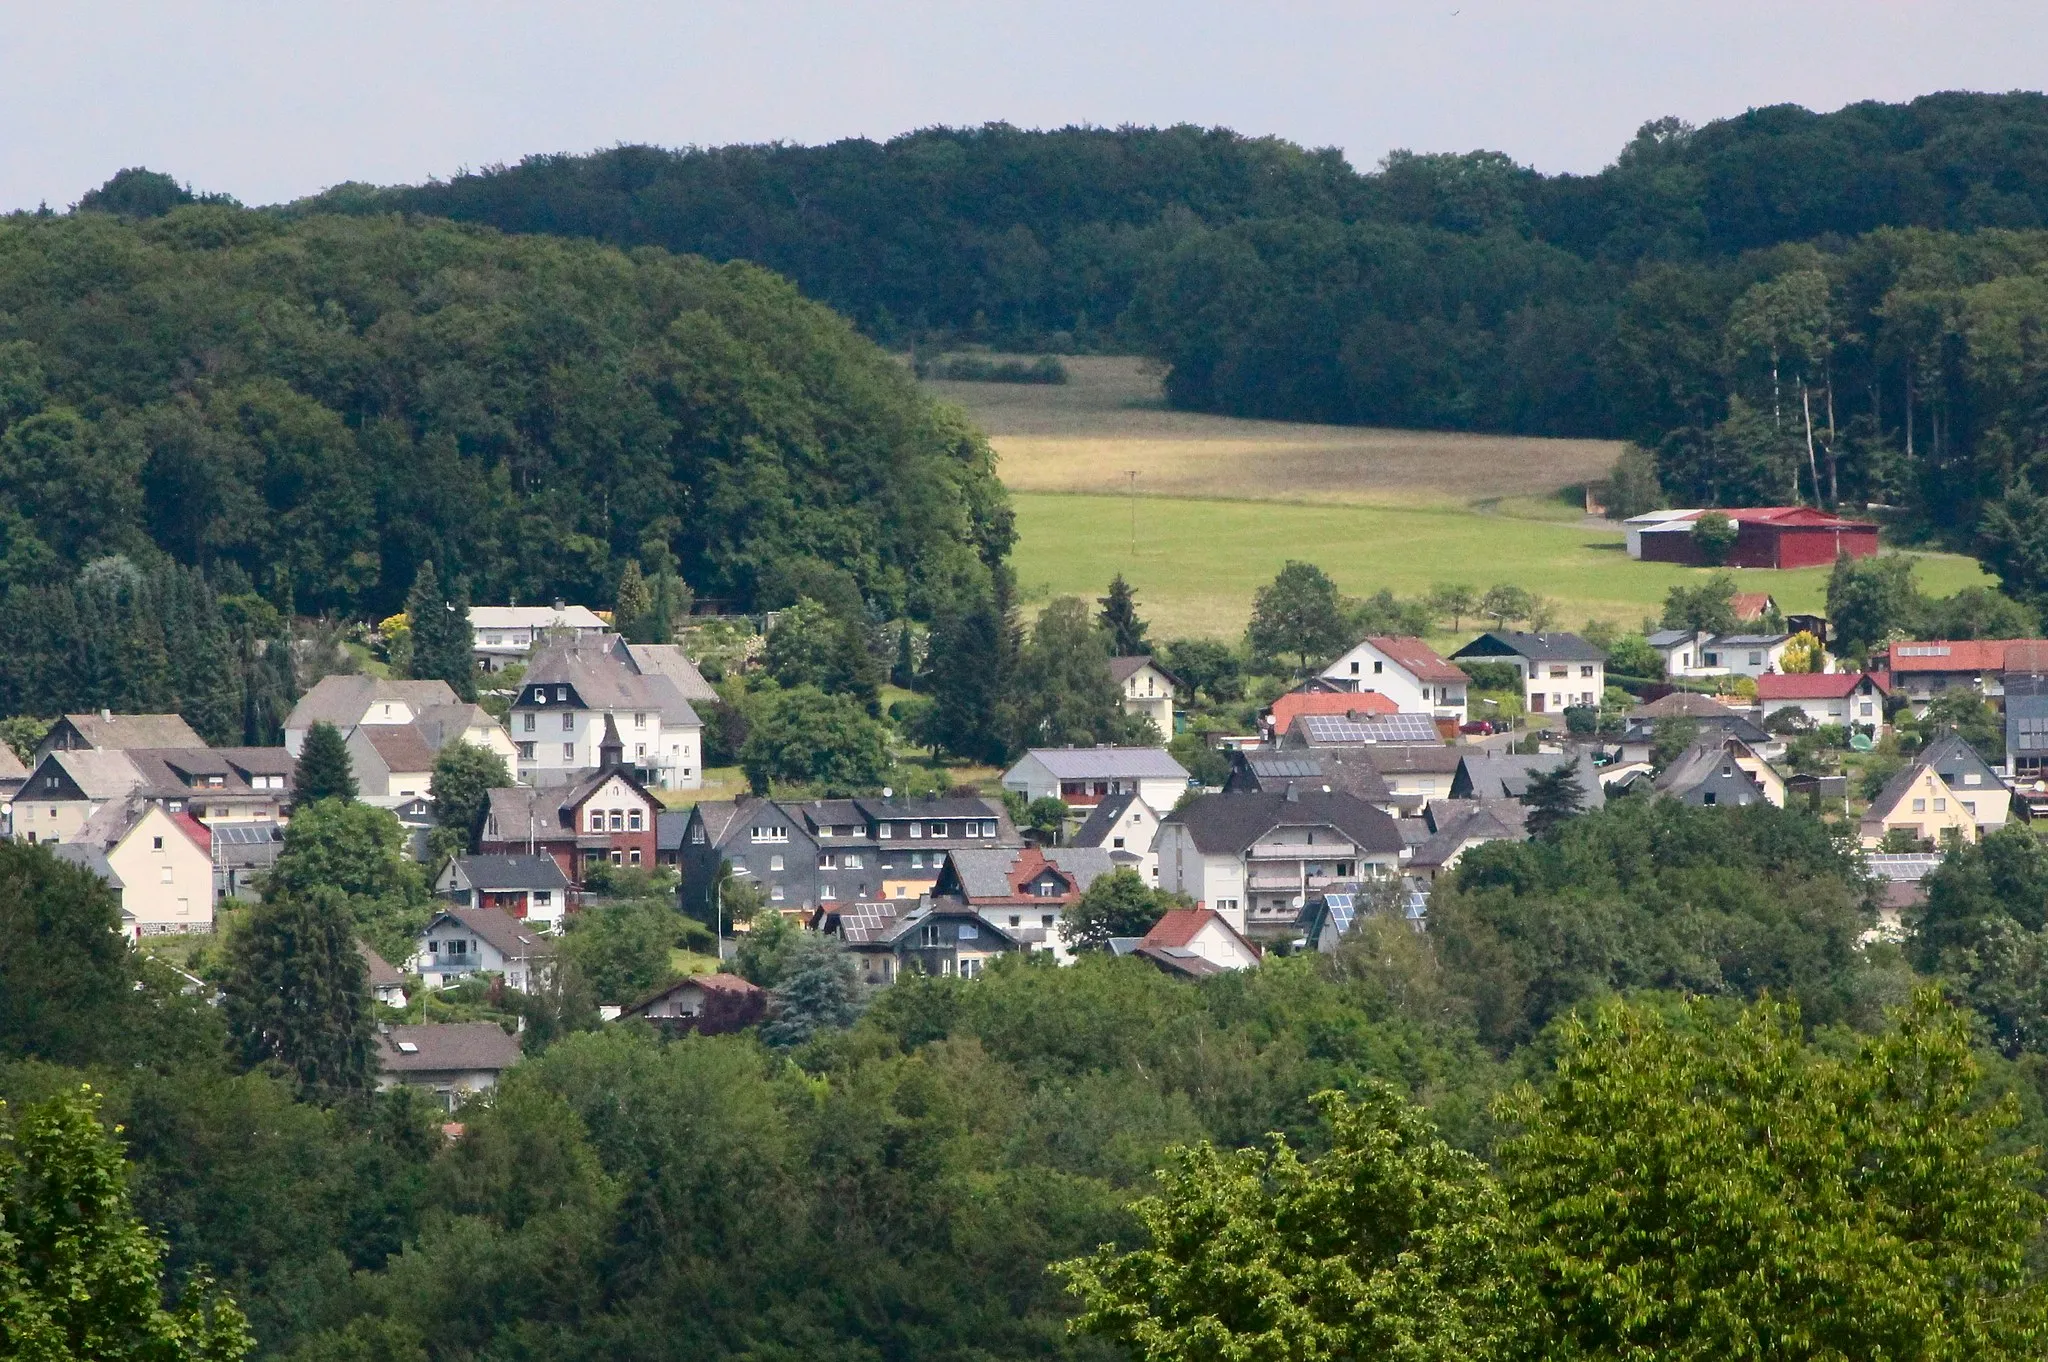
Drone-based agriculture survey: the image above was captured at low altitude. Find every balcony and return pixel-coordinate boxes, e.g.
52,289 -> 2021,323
1247,870 -> 1304,891
1249,841 -> 1355,861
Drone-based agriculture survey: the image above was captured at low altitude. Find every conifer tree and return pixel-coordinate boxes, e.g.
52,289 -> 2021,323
402,561 -> 476,700
1098,573 -> 1150,656
293,721 -> 356,806
892,622 -> 917,688
922,596 -> 1011,763
220,885 -> 375,1098
614,560 -> 651,641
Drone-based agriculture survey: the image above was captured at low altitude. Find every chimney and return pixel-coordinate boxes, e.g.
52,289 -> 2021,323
1284,781 -> 1300,802
102,708 -> 111,722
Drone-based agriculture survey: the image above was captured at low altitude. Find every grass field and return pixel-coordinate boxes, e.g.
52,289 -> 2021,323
922,356 -> 1995,642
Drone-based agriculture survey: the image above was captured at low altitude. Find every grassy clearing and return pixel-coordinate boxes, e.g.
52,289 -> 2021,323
926,355 -> 1621,507
1009,491 -> 1994,643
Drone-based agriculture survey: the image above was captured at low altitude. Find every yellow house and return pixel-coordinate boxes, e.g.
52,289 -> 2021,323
1859,764 -> 1978,850
55,799 -> 215,938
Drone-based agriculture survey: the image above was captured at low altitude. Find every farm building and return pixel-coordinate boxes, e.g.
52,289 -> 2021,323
1623,507 -> 1879,569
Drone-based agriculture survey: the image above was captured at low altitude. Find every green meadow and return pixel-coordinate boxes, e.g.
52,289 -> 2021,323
1009,491 -> 1995,643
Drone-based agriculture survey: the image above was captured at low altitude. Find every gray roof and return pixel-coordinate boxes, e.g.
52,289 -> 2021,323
1712,633 -> 1792,647
1452,631 -> 1604,664
657,809 -> 689,852
286,675 -> 459,732
944,846 -> 1117,899
422,906 -> 557,961
1646,629 -> 1703,649
353,724 -> 439,774
1108,655 -> 1182,689
0,744 -> 24,780
58,712 -> 205,750
49,843 -> 123,888
616,641 -> 719,703
1019,747 -> 1190,781
413,703 -> 504,752
1357,745 -> 1465,776
1652,742 -> 1769,805
1408,803 -> 1527,869
1073,790 -> 1144,847
1163,789 -> 1405,856
358,943 -> 406,988
522,638 -> 701,726
1918,730 -> 2002,789
376,1022 -> 522,1074
856,795 -> 1009,821
450,854 -> 572,892
33,749 -> 147,800
1228,749 -> 1396,803
1865,762 -> 1931,821
1455,750 -> 1607,806
1628,691 -> 1742,721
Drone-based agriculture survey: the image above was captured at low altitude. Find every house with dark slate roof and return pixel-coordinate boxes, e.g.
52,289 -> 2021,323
1916,730 -> 2011,837
1452,750 -> 1608,808
413,906 -> 557,993
435,854 -> 574,930
1069,790 -> 1166,883
1001,747 -> 1191,812
1223,749 -> 1399,812
932,845 -> 1117,964
1155,789 -> 1406,941
1450,631 -> 1605,718
1652,740 -> 1772,808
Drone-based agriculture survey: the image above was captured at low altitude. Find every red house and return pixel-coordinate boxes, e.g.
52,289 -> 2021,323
1632,507 -> 1880,569
478,765 -> 662,890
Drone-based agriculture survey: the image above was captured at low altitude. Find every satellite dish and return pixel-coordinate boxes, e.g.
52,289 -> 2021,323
1291,894 -> 1305,909
882,786 -> 893,798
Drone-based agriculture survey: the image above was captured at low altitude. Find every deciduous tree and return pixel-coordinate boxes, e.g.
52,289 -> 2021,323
1246,561 -> 1349,677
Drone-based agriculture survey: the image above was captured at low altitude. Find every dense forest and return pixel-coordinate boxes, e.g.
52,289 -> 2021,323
286,93 -> 2048,557
0,206 -> 1010,620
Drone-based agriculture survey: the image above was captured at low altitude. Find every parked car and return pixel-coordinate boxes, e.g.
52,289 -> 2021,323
1460,720 -> 1496,736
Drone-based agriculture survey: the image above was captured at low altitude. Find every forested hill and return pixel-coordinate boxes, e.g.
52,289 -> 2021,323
295,93 -> 2048,342
0,207 -> 1010,620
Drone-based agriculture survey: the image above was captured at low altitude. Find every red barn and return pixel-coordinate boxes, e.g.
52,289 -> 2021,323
1631,507 -> 1879,569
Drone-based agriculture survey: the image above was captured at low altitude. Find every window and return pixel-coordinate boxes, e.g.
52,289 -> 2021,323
588,811 -> 603,832
519,743 -> 535,760
1035,878 -> 1062,897
562,743 -> 575,760
690,826 -> 706,844
960,957 -> 982,979
769,854 -> 784,872
628,809 -> 643,831
1373,659 -> 1384,674
751,826 -> 789,843
1934,798 -> 1948,812
152,835 -> 163,850
1963,801 -> 1977,816
609,810 -> 624,832
1112,837 -> 1125,849
908,822 -> 923,839
634,712 -> 646,729
1042,914 -> 1055,929
910,852 -> 924,869
843,853 -> 863,869
629,849 -> 642,865
535,890 -> 552,905
1965,773 -> 1983,786
821,883 -> 836,900
562,712 -> 574,731
636,744 -> 646,758
1549,665 -> 1567,678
1581,664 -> 1595,677
1748,652 -> 1763,667
1912,798 -> 1927,812
1704,652 -> 1720,666
523,713 -> 536,732
1349,661 -> 1360,674
555,686 -> 568,702
928,821 -> 946,837
1702,792 -> 1717,806
160,866 -> 173,883
610,849 -> 623,865
819,852 -> 835,869
877,823 -> 892,840
770,884 -> 784,901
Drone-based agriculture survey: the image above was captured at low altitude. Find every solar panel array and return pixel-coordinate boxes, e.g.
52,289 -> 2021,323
1247,754 -> 1322,779
1321,893 -> 1356,937
212,823 -> 281,847
1298,713 -> 1442,745
836,900 -> 903,943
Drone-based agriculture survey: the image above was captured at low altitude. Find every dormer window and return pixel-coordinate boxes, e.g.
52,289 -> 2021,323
555,687 -> 568,702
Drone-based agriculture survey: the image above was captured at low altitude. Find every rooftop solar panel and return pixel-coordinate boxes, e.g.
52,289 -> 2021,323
1298,713 -> 1441,745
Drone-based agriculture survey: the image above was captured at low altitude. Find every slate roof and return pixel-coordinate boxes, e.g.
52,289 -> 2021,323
376,1023 -> 523,1074
1408,802 -> 1527,870
1646,629 -> 1704,649
424,906 -> 557,961
451,854 -> 572,892
1452,631 -> 1604,663
615,641 -> 721,703
1234,749 -> 1396,803
1355,744 -> 1465,776
1455,751 -> 1607,806
857,795 -> 1010,821
1652,742 -> 1768,802
1919,731 -> 2003,789
358,943 -> 406,989
58,713 -> 205,751
944,846 -> 1116,901
1108,655 -> 1182,689
50,843 -> 122,888
1021,747 -> 1191,781
1629,691 -> 1741,720
412,703 -> 503,752
1164,790 -> 1406,856
1864,762 -> 1937,821
287,676 -> 459,731
657,809 -> 689,852
1359,636 -> 1468,684
1073,790 -> 1139,846
34,750 -> 147,800
523,638 -> 701,726
486,768 -> 654,838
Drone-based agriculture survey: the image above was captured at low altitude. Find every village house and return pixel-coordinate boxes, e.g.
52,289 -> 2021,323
1155,788 -> 1406,940
435,853 -> 574,930
375,1022 -> 522,1109
346,725 -> 438,805
1860,764 -> 1979,850
283,676 -> 464,756
1878,639 -> 2048,713
2007,672 -> 2048,778
34,712 -> 204,762
52,799 -> 214,939
931,845 -> 1117,965
838,898 -> 1038,983
479,761 -> 662,887
414,906 -> 556,992
1402,799 -> 1528,882
468,603 -> 609,672
1755,672 -> 1888,734
1278,712 -> 1447,748
1317,635 -> 1471,723
1917,731 -> 2011,838
359,944 -> 409,1008
14,750 -> 147,845
510,634 -> 703,790
1109,656 -> 1181,736
1070,790 -> 1167,882
1452,750 -> 1608,808
1450,632 -> 1605,717
1113,907 -> 1261,978
1339,745 -> 1464,812
618,973 -> 766,1035
1222,749 -> 1400,813
1652,738 -> 1776,808
679,793 -> 1018,914
1617,692 -> 1773,764
1001,747 -> 1191,812
1260,689 -> 1398,744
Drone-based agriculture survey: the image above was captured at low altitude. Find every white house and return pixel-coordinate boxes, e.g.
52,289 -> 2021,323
1155,789 -> 1406,939
1070,790 -> 1165,883
53,800 -> 215,938
1449,632 -> 1605,717
1002,747 -> 1190,812
434,854 -> 574,931
1318,636 -> 1470,723
283,676 -> 463,756
1121,908 -> 1262,976
469,604 -> 609,672
1108,656 -> 1180,736
375,1023 -> 522,1110
1755,673 -> 1888,733
1645,629 -> 1714,677
510,636 -> 702,790
414,906 -> 557,993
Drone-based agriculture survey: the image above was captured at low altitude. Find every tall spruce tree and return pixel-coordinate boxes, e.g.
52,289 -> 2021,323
293,721 -> 356,806
613,560 -> 652,641
403,561 -> 475,700
892,622 -> 917,688
220,885 -> 375,1098
923,597 -> 1011,763
1098,573 -> 1150,656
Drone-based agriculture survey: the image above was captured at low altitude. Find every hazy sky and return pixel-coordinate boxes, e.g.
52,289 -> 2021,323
5,1 -> 2047,211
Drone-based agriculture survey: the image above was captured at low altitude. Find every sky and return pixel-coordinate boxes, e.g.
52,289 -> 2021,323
5,1 -> 2048,211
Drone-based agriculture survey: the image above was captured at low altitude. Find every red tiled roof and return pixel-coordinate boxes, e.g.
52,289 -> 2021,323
1362,636 -> 1469,684
1884,640 -> 2015,674
2002,641 -> 2048,675
1142,907 -> 1261,960
171,812 -> 212,852
1268,691 -> 1399,734
1730,593 -> 1774,620
1755,672 -> 1881,700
